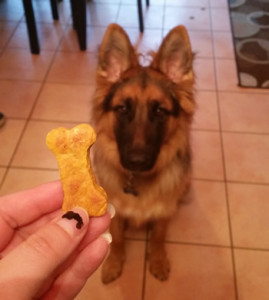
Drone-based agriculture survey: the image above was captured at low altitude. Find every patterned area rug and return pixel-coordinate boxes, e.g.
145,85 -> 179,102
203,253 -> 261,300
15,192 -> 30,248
228,0 -> 269,88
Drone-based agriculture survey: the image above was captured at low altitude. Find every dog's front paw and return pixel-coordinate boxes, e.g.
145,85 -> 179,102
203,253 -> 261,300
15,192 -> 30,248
102,254 -> 124,284
149,256 -> 170,281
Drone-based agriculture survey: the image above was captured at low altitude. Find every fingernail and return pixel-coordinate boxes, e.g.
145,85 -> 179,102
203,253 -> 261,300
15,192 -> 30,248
100,232 -> 112,244
57,207 -> 89,237
107,203 -> 116,219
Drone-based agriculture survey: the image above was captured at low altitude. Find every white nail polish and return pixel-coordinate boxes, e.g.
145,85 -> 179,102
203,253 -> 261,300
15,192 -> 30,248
100,232 -> 112,244
107,203 -> 116,219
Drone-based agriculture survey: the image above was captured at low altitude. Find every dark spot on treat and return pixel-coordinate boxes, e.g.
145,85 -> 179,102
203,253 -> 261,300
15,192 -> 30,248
62,211 -> 84,229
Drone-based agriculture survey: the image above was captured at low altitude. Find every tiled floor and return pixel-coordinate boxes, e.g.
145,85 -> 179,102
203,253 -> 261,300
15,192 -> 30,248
0,0 -> 269,299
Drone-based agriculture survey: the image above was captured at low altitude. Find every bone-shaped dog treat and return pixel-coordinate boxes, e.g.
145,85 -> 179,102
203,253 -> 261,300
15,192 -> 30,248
46,124 -> 107,216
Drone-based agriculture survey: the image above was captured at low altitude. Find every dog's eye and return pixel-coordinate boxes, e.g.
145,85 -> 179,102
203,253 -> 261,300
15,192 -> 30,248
114,104 -> 129,114
154,106 -> 168,115
113,98 -> 133,115
149,101 -> 171,122
152,103 -> 169,117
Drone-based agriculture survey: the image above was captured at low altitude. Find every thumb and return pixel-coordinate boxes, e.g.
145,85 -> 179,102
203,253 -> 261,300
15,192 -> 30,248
0,207 -> 89,298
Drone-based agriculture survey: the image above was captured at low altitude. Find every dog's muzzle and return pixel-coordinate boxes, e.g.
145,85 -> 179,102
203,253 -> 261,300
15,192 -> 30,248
121,147 -> 155,172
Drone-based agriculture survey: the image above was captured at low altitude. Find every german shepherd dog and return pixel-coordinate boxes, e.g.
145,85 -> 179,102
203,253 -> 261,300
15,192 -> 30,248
91,24 -> 195,283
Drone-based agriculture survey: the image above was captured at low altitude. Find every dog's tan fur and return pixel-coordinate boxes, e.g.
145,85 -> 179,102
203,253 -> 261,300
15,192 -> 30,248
91,24 -> 195,283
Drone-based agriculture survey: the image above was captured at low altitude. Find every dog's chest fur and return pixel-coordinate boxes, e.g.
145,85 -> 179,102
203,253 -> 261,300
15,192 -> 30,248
93,149 -> 190,227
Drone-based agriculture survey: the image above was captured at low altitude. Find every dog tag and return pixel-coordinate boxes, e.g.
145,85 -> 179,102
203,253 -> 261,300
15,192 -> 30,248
123,186 -> 138,196
123,172 -> 138,196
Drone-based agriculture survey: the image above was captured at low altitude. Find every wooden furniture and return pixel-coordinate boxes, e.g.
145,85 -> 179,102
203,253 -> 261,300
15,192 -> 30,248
22,0 -> 149,54
22,0 -> 86,54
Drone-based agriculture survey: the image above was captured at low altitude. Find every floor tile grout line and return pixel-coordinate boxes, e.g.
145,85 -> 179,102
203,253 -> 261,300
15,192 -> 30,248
0,120 -> 30,191
160,0 -> 166,39
5,118 -> 87,127
209,4 -> 239,299
0,15 -> 24,57
215,89 -> 269,95
164,240 -> 232,249
191,128 -> 269,135
0,166 -> 59,172
0,78 -> 97,86
115,1 -> 122,26
232,246 -> 269,253
216,61 -> 240,300
193,177 -> 269,187
123,236 -> 269,253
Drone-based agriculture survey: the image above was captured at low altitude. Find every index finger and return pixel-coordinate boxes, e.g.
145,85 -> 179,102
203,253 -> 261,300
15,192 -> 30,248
0,181 -> 63,226
0,181 -> 64,250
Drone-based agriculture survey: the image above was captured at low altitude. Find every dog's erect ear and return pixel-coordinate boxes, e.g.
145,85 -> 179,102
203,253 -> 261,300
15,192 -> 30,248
97,24 -> 138,82
151,26 -> 194,84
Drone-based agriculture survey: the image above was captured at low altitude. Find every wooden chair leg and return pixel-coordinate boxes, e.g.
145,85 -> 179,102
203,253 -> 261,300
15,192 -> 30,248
70,0 -> 87,50
22,0 -> 40,54
137,0 -> 144,33
50,0 -> 59,20
70,0 -> 78,30
77,0 -> 86,50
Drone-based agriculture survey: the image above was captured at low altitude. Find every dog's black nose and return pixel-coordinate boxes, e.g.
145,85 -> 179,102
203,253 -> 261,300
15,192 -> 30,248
128,152 -> 146,165
127,152 -> 148,171
122,148 -> 152,172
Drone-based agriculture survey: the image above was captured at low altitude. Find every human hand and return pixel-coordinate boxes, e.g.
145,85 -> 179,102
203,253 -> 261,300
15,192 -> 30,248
0,181 -> 112,299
